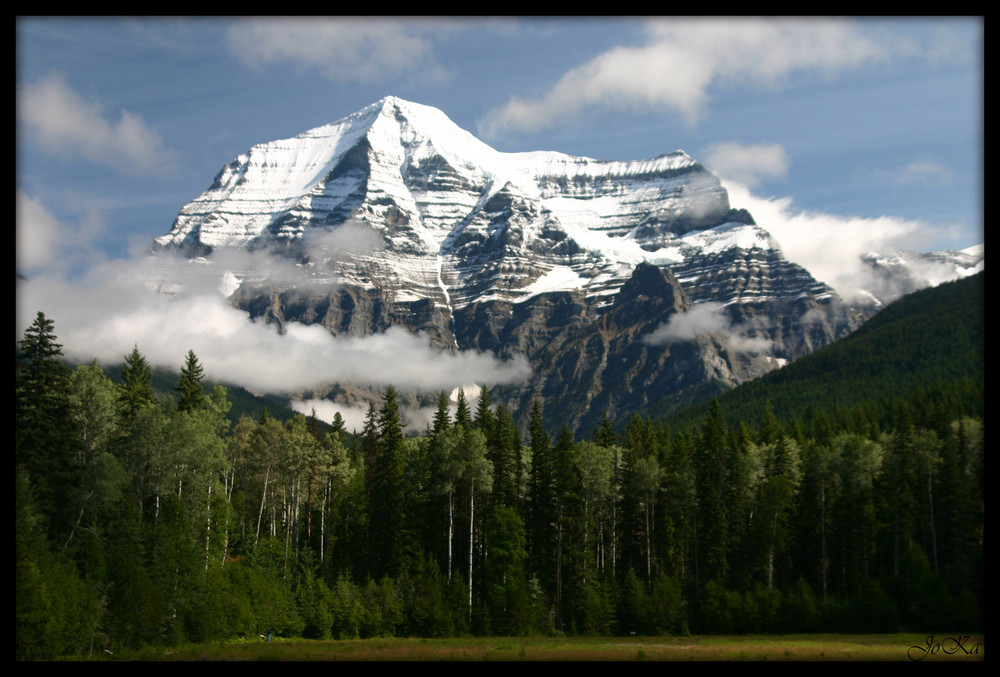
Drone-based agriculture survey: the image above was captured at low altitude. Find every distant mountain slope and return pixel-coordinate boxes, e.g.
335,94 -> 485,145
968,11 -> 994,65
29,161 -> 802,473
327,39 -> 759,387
147,96 -> 980,434
661,271 -> 984,433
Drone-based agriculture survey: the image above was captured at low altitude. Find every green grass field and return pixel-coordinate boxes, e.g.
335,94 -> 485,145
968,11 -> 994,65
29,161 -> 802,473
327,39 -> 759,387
93,633 -> 983,661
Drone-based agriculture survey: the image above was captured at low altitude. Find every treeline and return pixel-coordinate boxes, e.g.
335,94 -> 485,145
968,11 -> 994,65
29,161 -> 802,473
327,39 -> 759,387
16,312 -> 983,659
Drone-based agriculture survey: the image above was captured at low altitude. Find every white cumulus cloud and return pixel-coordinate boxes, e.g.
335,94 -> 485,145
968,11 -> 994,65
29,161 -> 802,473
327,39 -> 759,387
16,188 -> 107,275
17,209 -> 531,400
644,301 -> 771,354
226,17 -> 452,84
17,74 -> 171,174
18,263 -> 531,396
702,141 -> 790,188
17,189 -> 65,272
479,17 -> 900,138
723,180 -> 966,304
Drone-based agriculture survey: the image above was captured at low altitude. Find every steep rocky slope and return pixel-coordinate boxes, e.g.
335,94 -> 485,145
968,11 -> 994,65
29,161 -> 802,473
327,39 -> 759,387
150,97 -> 907,432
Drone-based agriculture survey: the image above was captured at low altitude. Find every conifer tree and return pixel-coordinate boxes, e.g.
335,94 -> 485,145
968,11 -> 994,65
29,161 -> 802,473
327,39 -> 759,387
550,425 -> 583,630
16,312 -> 72,437
488,404 -> 519,508
593,410 -> 618,448
432,391 -> 451,437
371,387 -> 406,579
176,350 -> 206,412
330,411 -> 346,440
481,503 -> 529,634
454,388 -> 472,429
118,345 -> 155,426
474,384 -> 494,437
16,312 -> 80,538
619,415 -> 650,578
936,420 -> 979,585
829,433 -> 882,595
526,400 -> 553,584
695,399 -> 731,586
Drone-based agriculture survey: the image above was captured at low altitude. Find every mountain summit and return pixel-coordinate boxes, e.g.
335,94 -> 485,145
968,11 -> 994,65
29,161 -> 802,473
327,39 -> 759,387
153,95 -> 756,313
150,97 -> 964,432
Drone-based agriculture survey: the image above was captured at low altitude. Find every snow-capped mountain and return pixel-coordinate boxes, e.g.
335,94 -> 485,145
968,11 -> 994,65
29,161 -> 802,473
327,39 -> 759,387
150,96 -> 972,432
155,97 -> 768,308
854,245 -> 984,308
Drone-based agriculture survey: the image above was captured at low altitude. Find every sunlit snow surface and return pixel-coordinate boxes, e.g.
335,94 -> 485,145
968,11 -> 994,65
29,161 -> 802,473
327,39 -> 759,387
154,97 -> 785,307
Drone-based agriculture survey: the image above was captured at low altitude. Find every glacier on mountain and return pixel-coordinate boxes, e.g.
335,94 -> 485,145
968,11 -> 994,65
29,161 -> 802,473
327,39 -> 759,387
150,96 -> 981,432
154,96 -> 790,311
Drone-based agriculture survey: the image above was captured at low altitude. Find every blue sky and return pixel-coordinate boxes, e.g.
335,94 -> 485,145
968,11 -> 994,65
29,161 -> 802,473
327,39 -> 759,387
18,18 -> 981,262
14,17 -> 984,424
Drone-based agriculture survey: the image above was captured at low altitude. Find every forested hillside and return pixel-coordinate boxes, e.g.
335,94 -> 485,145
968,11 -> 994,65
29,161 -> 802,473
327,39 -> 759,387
16,292 -> 983,658
661,272 -> 984,435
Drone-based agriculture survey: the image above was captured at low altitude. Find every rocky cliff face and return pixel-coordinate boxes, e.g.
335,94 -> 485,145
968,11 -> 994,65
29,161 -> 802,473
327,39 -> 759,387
152,96 -> 874,433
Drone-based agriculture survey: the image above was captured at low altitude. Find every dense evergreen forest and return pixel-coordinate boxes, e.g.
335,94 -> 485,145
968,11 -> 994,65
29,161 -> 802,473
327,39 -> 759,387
661,272 -> 984,435
17,294 -> 983,659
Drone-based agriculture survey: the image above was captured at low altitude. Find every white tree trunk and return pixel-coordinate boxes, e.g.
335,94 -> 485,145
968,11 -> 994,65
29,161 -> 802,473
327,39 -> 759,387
205,483 -> 212,571
448,490 -> 454,584
255,462 -> 271,542
468,478 -> 475,624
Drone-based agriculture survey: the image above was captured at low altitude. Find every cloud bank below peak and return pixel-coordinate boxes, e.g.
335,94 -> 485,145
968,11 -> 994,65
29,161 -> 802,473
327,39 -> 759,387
722,181 -> 978,304
16,241 -> 531,398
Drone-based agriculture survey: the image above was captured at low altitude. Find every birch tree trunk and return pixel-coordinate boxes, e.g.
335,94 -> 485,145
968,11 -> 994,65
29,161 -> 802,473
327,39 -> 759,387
448,490 -> 454,584
205,483 -> 211,571
468,477 -> 475,624
255,462 -> 271,542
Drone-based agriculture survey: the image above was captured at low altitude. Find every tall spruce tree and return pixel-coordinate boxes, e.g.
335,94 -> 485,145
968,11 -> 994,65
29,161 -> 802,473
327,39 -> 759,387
371,387 -> 407,579
16,312 -> 80,539
176,350 -> 206,412
593,411 -> 618,448
550,424 -> 583,630
474,385 -> 494,437
432,391 -> 451,437
118,345 -> 155,426
488,404 -> 519,508
695,399 -> 731,587
526,400 -> 553,587
454,388 -> 472,429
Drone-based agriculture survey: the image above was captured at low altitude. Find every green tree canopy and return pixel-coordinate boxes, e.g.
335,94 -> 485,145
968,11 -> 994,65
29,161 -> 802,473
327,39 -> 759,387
177,350 -> 206,412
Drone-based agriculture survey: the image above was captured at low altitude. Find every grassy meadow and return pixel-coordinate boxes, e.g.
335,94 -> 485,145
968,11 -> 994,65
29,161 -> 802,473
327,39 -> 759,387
85,633 -> 983,661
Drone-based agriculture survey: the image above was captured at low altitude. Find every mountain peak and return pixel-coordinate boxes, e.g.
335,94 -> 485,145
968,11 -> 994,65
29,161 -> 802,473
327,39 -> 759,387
148,96 -> 889,431
371,94 -> 417,111
365,94 -> 430,122
151,96 -> 761,281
